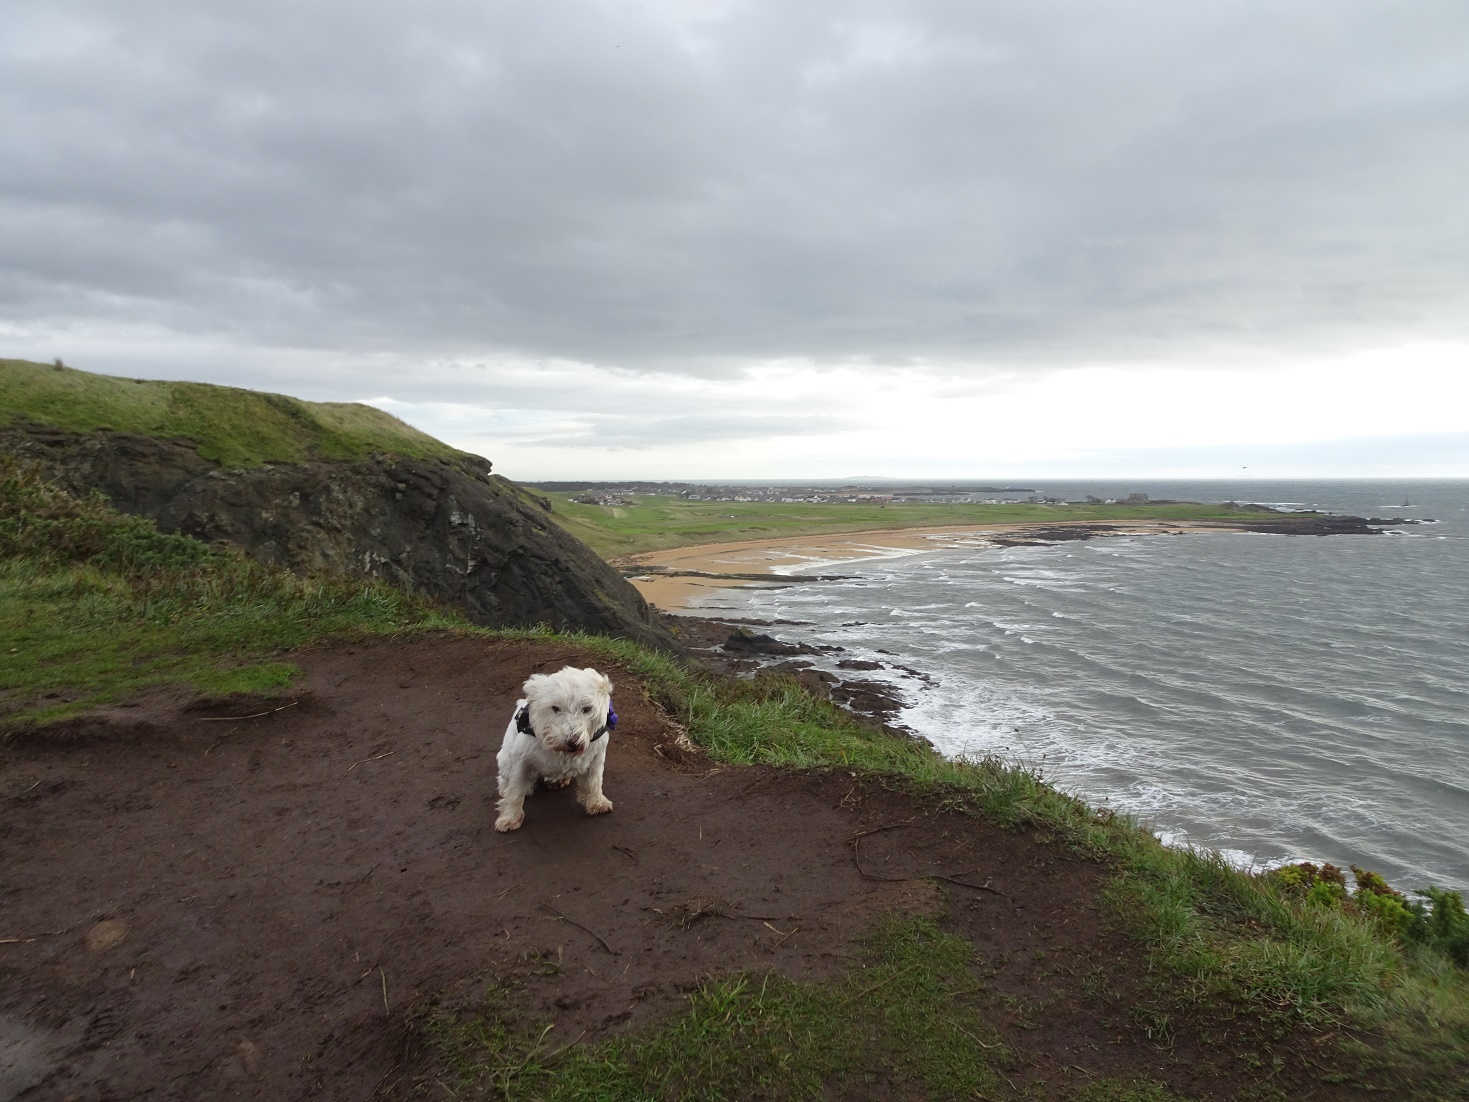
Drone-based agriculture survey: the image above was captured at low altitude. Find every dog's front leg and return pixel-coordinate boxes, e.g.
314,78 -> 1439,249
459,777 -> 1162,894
495,760 -> 536,832
575,756 -> 613,816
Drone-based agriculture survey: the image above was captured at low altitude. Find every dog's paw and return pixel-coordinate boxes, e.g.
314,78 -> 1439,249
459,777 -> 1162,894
582,796 -> 614,816
542,775 -> 574,790
494,811 -> 525,832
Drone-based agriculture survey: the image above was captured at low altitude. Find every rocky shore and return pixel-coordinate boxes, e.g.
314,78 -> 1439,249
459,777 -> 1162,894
1205,514 -> 1424,536
666,612 -> 932,742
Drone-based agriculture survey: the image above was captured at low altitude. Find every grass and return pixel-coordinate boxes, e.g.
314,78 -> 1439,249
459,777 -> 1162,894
542,491 -> 1310,559
421,915 -> 1012,1101
0,454 -> 462,728
4,461 -> 1466,1096
1100,843 -> 1469,1089
1,358 -> 473,468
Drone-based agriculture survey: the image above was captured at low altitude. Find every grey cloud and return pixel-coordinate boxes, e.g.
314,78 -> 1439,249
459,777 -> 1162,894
510,412 -> 856,450
5,0 -> 1469,378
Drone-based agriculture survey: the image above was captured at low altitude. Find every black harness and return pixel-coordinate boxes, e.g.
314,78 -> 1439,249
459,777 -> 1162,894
515,701 -> 617,743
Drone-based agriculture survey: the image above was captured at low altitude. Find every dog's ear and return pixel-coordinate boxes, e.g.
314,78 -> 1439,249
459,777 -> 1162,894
588,669 -> 613,696
522,673 -> 549,698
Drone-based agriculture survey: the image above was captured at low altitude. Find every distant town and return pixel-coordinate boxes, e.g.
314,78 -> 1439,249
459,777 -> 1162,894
524,481 -> 1185,509
520,480 -> 1170,507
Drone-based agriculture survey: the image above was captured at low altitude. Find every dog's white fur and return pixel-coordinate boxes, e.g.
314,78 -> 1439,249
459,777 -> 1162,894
494,666 -> 615,832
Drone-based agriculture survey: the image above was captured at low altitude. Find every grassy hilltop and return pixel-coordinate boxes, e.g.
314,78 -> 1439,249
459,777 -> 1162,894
1,358 -> 471,467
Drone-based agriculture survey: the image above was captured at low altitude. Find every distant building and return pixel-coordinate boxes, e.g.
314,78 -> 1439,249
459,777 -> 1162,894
571,493 -> 629,506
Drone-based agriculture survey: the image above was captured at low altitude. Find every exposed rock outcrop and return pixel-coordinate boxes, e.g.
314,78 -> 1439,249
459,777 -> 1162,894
721,628 -> 830,657
1203,514 -> 1415,536
2,424 -> 677,652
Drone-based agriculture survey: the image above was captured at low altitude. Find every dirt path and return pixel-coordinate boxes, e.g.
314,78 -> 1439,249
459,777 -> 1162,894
1,636 -> 1370,1100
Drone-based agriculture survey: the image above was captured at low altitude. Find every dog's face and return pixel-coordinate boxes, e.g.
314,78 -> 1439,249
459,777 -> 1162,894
521,666 -> 614,756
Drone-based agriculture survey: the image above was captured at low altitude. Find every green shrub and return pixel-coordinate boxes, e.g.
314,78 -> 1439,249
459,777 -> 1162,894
1269,862 -> 1348,909
1266,860 -> 1469,969
1306,879 -> 1348,909
1358,889 -> 1417,939
1352,866 -> 1401,900
1411,887 -> 1469,967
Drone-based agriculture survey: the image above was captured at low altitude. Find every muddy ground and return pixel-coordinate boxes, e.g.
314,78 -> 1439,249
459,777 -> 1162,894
1,636 -> 1390,1100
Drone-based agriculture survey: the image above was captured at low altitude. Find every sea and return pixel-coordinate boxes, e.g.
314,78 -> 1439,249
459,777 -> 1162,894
687,480 -> 1469,893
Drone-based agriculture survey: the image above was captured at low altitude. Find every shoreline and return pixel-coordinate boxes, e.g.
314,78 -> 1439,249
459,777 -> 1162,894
622,518 -> 1212,612
624,501 -> 1465,900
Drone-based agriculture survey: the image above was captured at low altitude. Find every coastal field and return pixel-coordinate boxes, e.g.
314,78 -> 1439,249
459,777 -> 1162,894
543,490 -> 1293,560
544,490 -> 1343,612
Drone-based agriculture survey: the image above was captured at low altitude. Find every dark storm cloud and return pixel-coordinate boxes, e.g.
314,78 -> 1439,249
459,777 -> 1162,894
5,0 -> 1469,374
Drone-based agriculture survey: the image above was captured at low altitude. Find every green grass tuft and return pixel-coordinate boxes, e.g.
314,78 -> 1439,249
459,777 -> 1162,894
423,915 -> 1010,1101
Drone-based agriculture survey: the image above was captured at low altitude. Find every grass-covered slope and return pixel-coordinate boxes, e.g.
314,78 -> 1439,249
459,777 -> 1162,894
1,358 -> 472,467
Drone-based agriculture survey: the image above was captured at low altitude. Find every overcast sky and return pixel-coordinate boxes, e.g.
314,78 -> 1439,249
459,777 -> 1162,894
5,0 -> 1468,478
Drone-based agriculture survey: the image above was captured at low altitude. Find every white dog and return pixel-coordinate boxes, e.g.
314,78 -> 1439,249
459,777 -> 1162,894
494,666 -> 617,832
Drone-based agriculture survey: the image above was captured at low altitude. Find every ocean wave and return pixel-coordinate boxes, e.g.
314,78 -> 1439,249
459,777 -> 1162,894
767,543 -> 935,576
886,606 -> 946,619
1001,575 -> 1088,592
1150,831 -> 1279,872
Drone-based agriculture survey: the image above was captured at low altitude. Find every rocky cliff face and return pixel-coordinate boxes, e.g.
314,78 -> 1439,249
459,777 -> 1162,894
2,425 -> 677,651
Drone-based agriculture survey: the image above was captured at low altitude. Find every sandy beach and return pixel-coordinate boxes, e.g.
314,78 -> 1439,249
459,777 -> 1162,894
623,519 -> 1203,611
